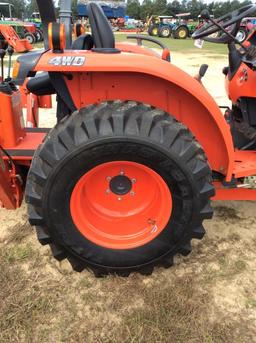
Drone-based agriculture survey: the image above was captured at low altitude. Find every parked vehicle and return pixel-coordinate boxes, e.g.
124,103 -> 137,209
236,17 -> 256,42
148,13 -> 197,39
1,1 -> 256,277
147,15 -> 174,37
172,13 -> 197,39
27,12 -> 44,42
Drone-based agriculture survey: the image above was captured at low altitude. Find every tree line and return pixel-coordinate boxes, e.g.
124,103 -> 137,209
127,0 -> 253,21
0,0 -> 253,21
0,0 -> 63,19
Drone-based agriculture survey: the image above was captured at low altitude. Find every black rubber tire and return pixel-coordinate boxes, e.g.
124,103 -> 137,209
174,26 -> 189,39
148,25 -> 159,36
26,101 -> 215,276
35,29 -> 43,42
158,26 -> 171,38
235,27 -> 248,43
0,38 -> 8,50
25,33 -> 36,44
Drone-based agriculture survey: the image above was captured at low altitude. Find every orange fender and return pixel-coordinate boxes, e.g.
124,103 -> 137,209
35,51 -> 235,179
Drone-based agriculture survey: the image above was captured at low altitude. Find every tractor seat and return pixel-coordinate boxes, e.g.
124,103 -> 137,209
71,34 -> 94,50
71,3 -> 115,51
87,2 -> 115,49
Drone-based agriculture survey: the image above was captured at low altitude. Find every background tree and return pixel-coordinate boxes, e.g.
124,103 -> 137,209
26,0 -> 38,17
140,0 -> 154,21
126,0 -> 141,19
0,0 -> 26,19
153,0 -> 168,16
166,0 -> 182,16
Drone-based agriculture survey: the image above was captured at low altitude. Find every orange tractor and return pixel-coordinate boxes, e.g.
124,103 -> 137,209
0,1 -> 255,276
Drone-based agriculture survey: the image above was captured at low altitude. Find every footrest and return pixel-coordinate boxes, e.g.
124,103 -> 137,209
233,150 -> 256,178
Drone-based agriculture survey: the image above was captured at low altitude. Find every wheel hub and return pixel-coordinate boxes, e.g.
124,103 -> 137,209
109,175 -> 132,195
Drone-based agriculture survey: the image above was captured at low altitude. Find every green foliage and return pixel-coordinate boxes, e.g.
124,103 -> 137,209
0,0 -> 26,18
26,0 -> 38,17
126,0 -> 253,20
126,0 -> 141,20
0,0 -> 253,22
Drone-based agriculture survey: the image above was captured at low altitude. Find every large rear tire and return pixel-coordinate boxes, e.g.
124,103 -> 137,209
174,26 -> 189,39
25,32 -> 36,44
148,25 -> 159,36
158,26 -> 171,38
26,101 -> 214,276
35,29 -> 43,42
235,27 -> 248,43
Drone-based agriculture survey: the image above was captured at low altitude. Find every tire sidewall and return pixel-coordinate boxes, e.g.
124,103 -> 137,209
25,33 -> 35,44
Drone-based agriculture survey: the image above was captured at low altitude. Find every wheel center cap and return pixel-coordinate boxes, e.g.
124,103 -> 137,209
109,175 -> 132,195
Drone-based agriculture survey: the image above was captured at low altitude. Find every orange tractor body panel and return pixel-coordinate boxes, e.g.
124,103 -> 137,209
0,91 -> 25,148
35,50 -> 235,180
225,61 -> 256,103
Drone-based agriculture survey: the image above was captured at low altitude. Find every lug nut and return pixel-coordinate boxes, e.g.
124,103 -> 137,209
120,170 -> 125,175
131,178 -> 136,183
106,176 -> 111,182
106,189 -> 110,194
118,197 -> 122,201
130,191 -> 135,196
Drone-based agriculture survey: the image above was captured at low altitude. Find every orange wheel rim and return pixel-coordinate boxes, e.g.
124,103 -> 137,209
70,161 -> 173,249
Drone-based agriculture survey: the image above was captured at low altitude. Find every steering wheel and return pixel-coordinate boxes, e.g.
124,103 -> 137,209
192,4 -> 256,41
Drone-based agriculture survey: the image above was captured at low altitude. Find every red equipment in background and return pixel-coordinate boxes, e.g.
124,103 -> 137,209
0,24 -> 33,52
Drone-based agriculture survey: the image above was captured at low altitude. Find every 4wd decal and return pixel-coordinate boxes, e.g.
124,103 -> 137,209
48,56 -> 85,66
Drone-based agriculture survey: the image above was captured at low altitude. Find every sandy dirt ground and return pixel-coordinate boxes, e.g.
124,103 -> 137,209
0,51 -> 256,343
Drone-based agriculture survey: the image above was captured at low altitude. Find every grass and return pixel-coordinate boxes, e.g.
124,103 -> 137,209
30,34 -> 227,55
104,277 -> 236,343
115,33 -> 228,55
0,216 -> 255,343
0,247 -> 55,342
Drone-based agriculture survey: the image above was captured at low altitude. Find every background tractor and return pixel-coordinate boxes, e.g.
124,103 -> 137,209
147,15 -> 174,37
0,1 -> 256,277
27,12 -> 44,42
172,13 -> 197,39
147,13 -> 197,39
236,17 -> 256,42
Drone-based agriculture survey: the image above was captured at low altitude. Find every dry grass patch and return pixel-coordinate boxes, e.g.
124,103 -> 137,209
5,222 -> 32,244
102,275 -> 237,343
0,249 -> 56,342
0,200 -> 255,343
